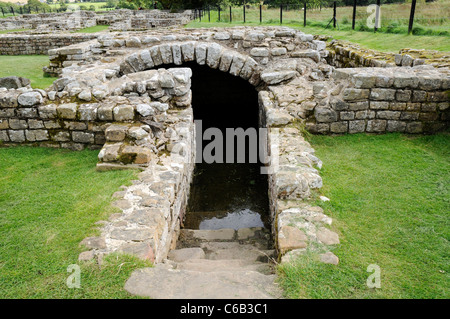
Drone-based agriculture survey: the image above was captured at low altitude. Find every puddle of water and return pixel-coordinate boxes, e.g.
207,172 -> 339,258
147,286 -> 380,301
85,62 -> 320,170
185,163 -> 270,230
198,209 -> 265,230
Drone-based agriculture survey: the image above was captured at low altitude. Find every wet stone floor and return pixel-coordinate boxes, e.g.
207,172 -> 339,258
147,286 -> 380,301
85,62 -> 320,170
184,163 -> 271,230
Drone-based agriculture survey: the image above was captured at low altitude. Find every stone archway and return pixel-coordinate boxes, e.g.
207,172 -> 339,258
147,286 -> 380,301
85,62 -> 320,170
118,41 -> 262,87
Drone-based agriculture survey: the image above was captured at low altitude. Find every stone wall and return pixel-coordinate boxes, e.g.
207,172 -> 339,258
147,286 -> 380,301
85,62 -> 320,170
305,67 -> 450,134
0,34 -> 98,55
0,68 -> 192,160
0,11 -> 97,32
325,39 -> 450,69
0,9 -> 193,32
0,67 -> 195,264
1,26 -> 448,266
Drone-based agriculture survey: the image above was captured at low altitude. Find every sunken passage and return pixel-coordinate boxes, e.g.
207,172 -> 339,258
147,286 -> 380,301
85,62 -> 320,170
182,62 -> 270,230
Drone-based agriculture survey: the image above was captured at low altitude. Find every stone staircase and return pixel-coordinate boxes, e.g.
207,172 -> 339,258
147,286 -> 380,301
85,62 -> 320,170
124,227 -> 282,299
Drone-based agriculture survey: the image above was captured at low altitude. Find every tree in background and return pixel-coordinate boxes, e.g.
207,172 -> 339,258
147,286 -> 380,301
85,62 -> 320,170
26,0 -> 51,12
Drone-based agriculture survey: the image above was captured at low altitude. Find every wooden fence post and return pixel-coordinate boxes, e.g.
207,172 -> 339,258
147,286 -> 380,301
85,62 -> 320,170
352,0 -> 357,30
280,4 -> 282,24
375,0 -> 381,32
333,1 -> 336,28
304,2 -> 306,27
408,0 -> 417,34
260,4 -> 262,23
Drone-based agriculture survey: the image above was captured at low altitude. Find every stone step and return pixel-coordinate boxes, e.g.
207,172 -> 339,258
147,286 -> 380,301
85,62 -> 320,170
205,245 -> 276,263
200,241 -> 273,255
124,264 -> 281,299
175,258 -> 274,275
178,227 -> 271,247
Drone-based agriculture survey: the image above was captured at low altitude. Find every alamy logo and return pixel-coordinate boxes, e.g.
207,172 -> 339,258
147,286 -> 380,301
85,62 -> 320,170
367,4 -> 382,29
66,264 -> 81,289
192,120 -> 279,174
66,5 -> 82,30
367,264 -> 381,288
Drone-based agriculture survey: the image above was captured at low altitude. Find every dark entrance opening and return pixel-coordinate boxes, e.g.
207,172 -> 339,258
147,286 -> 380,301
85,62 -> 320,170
175,62 -> 270,230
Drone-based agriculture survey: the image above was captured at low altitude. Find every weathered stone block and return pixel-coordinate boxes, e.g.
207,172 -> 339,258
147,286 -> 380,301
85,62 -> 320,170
229,54 -> 247,77
38,104 -> 57,119
366,120 -> 387,132
421,103 -> 437,112
0,130 -> 9,142
206,43 -> 222,69
330,122 -> 348,133
72,131 -> 94,144
18,91 -> 43,106
419,112 -> 439,121
171,43 -> 182,65
271,47 -> 287,56
260,70 -> 297,85
17,108 -> 37,118
9,119 -> 28,130
348,101 -> 369,111
317,227 -> 340,245
370,88 -> 396,101
180,41 -> 195,62
314,107 -> 338,123
105,124 -> 129,142
159,43 -> 173,65
386,120 -> 406,132
376,111 -> 401,120
278,226 -> 308,253
339,111 -> 355,120
98,143 -> 121,162
78,104 -> 98,121
418,76 -> 441,90
120,145 -> 152,164
8,130 -> 25,142
195,43 -> 208,65
250,47 -> 269,57
352,74 -> 376,89
342,88 -> 370,101
396,90 -> 411,102
25,129 -> 49,142
98,104 -> 114,121
57,103 -> 78,120
393,75 -> 419,88
406,121 -> 423,133
306,123 -> 329,134
113,105 -> 134,121
219,50 -> 234,73
389,102 -> 407,111
355,110 -> 375,120
0,119 -> 9,130
28,119 -> 44,129
52,131 -> 71,142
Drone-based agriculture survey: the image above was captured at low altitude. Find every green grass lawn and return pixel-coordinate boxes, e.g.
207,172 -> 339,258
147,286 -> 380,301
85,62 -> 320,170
0,29 -> 31,34
0,55 -> 57,90
186,20 -> 450,52
0,146 -> 150,298
74,25 -> 109,33
278,133 -> 449,299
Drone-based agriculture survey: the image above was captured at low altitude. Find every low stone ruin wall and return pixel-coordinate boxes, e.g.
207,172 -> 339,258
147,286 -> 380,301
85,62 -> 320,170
0,34 -> 98,55
0,67 -> 195,263
0,11 -> 97,32
305,67 -> 449,134
0,9 -> 193,32
325,39 -> 450,69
